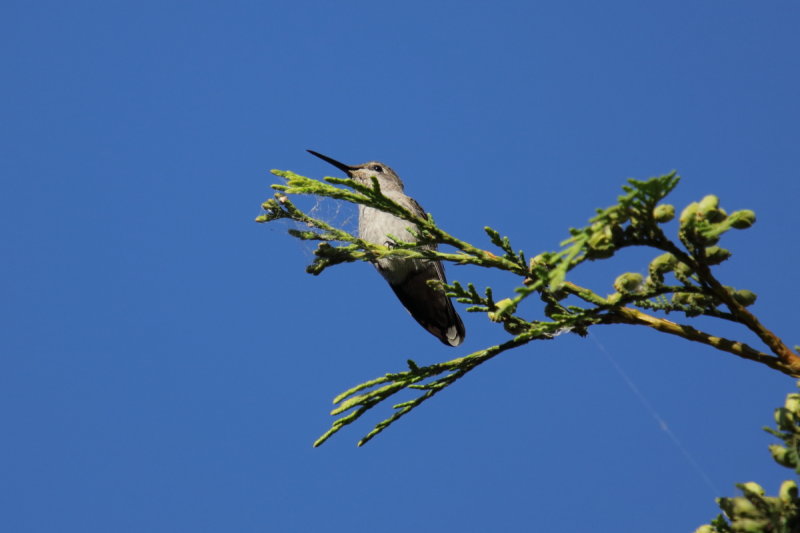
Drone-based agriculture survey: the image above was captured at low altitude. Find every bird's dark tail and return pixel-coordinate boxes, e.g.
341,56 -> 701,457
389,268 -> 465,347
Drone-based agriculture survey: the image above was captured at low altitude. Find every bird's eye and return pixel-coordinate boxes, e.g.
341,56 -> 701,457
371,165 -> 383,173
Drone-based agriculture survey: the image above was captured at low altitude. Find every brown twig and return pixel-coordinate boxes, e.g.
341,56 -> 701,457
691,261 -> 800,373
602,306 -> 800,377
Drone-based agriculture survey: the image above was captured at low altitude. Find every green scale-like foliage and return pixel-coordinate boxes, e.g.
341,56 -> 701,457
696,384 -> 800,533
257,168 -> 797,447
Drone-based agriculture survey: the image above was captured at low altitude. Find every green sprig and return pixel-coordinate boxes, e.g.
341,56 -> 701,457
256,166 -> 797,447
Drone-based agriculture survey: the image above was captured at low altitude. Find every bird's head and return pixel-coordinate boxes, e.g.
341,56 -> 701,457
307,150 -> 404,192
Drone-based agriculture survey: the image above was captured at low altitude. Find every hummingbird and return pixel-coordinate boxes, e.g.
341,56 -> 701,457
307,150 -> 465,347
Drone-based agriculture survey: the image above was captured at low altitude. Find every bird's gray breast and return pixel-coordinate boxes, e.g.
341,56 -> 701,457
358,203 -> 429,285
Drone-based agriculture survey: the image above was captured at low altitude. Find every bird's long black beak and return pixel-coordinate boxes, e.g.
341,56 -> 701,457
307,150 -> 354,176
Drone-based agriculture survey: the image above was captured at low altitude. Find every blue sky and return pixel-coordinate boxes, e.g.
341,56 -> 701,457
2,1 -> 800,531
